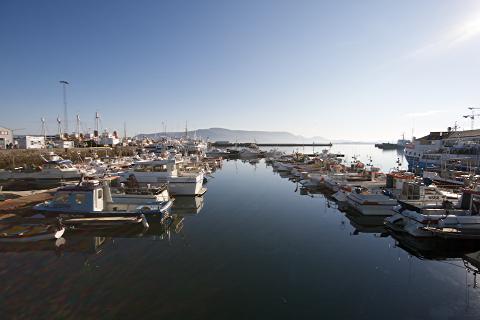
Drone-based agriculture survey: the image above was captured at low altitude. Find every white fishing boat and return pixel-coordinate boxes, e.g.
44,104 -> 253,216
33,180 -> 173,215
118,159 -> 205,196
205,148 -> 229,157
0,158 -> 83,180
423,216 -> 480,239
385,208 -> 449,237
332,189 -> 348,202
264,148 -> 285,158
396,181 -> 452,208
239,148 -> 262,159
323,174 -> 347,192
111,185 -> 170,204
346,191 -> 398,216
385,188 -> 479,237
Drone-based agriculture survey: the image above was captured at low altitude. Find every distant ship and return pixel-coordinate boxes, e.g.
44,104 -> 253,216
375,136 -> 410,150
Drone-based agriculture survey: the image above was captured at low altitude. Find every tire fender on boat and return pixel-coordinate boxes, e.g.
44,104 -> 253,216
140,214 -> 149,228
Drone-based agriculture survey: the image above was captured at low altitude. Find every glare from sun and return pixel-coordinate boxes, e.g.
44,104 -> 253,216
449,13 -> 480,46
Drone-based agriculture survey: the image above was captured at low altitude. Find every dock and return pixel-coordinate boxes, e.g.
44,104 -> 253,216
0,190 -> 54,212
211,142 -> 333,147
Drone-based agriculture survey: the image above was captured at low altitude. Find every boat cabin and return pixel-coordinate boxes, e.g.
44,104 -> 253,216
50,181 -> 105,212
44,160 -> 75,170
399,181 -> 444,201
459,189 -> 480,215
131,160 -> 178,176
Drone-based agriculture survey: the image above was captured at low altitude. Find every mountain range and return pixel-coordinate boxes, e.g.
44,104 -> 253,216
136,127 -> 373,144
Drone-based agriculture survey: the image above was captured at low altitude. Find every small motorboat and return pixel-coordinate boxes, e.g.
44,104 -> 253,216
33,179 -> 173,217
0,221 -> 65,243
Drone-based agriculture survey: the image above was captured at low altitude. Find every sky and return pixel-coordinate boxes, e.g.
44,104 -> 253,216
1,0 -> 480,141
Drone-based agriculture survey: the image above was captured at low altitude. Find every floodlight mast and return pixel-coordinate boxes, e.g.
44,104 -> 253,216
463,107 -> 480,130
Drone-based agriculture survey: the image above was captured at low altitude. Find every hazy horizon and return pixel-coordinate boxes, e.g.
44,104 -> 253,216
1,0 -> 480,140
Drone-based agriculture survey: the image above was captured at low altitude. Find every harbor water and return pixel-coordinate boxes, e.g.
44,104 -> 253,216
1,145 -> 479,319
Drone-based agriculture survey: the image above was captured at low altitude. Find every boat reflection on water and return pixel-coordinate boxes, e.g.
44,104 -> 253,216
390,230 -> 480,291
0,199 -> 202,254
0,236 -> 66,253
390,229 -> 480,264
171,195 -> 204,215
465,250 -> 480,276
58,196 -> 205,247
0,194 -> 205,257
344,210 -> 389,236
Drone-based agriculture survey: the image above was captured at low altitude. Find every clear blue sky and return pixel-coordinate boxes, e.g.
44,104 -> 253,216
1,0 -> 479,140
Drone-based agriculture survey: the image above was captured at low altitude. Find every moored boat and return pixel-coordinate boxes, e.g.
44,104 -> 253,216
0,221 -> 65,242
346,191 -> 398,216
118,159 -> 205,196
33,179 -> 173,216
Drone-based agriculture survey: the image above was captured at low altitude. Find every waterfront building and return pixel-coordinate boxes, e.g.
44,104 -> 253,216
0,126 -> 13,149
99,130 -> 121,146
16,135 -> 46,149
56,140 -> 75,148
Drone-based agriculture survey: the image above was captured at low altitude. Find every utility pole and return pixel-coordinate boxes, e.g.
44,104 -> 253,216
123,121 -> 127,141
59,80 -> 69,134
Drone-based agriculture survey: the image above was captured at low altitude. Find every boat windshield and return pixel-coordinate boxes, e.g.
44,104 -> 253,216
53,193 -> 69,204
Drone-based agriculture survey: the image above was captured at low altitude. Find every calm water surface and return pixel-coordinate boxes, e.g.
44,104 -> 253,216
1,145 -> 480,319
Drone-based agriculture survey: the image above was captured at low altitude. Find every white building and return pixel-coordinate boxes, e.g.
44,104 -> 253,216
17,136 -> 46,149
99,130 -> 121,146
56,140 -> 74,148
0,126 -> 13,149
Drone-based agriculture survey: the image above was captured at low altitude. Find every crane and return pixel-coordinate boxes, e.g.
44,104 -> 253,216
463,107 -> 480,130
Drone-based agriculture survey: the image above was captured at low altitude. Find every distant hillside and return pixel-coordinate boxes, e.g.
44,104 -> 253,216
136,127 -> 329,143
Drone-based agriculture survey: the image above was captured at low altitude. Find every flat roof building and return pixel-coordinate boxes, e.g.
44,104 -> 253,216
16,136 -> 46,149
0,126 -> 13,149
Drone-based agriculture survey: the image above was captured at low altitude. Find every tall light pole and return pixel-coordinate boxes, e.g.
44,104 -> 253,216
463,107 -> 480,130
76,114 -> 80,138
56,116 -> 62,136
41,117 -> 46,140
59,80 -> 69,134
